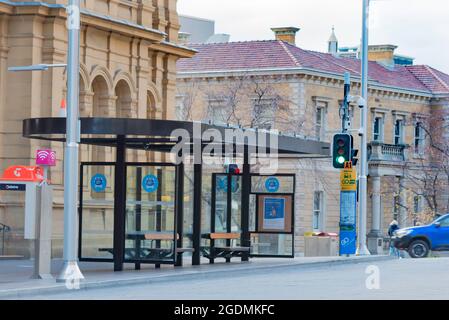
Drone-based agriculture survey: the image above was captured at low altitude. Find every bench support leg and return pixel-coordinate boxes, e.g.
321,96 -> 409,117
135,263 -> 140,270
175,254 -> 183,267
155,264 -> 161,269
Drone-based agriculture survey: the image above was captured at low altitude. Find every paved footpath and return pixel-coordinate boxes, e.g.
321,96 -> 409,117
0,255 -> 392,299
12,257 -> 449,300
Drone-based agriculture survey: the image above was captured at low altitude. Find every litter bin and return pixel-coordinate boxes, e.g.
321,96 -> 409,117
304,232 -> 339,257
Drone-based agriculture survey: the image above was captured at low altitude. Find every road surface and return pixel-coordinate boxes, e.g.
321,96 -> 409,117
22,257 -> 449,300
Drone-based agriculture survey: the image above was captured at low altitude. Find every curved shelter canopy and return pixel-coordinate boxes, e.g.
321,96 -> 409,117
22,117 -> 331,271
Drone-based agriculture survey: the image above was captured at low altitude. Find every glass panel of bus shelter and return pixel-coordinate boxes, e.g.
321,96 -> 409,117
214,174 -> 228,233
80,164 -> 115,260
251,176 -> 294,194
125,165 -> 176,263
230,175 -> 242,233
182,165 -> 194,250
213,174 -> 242,248
250,233 -> 293,257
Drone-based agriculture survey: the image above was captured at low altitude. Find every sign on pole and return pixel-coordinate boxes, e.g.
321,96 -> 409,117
36,149 -> 56,167
340,161 -> 357,191
339,161 -> 357,255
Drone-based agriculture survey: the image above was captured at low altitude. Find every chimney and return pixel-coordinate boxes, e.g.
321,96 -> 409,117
368,44 -> 398,67
178,32 -> 191,45
271,27 -> 300,46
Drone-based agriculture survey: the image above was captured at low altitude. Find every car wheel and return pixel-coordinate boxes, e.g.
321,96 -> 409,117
408,240 -> 430,258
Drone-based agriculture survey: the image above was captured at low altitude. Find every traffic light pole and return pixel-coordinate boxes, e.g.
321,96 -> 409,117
356,0 -> 371,256
341,72 -> 351,133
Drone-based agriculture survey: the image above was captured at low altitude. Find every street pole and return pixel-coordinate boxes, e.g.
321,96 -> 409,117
57,0 -> 84,282
356,0 -> 371,255
342,72 -> 351,133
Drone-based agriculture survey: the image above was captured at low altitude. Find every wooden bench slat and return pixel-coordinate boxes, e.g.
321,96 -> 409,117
209,232 -> 241,240
143,233 -> 180,241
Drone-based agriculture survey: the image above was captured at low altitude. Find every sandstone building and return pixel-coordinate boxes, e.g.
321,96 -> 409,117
0,0 -> 194,256
176,27 -> 449,254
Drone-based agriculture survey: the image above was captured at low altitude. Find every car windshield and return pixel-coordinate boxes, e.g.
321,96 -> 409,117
434,214 -> 449,223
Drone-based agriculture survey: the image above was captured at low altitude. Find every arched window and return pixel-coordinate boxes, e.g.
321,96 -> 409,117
92,76 -> 110,117
115,80 -> 132,118
147,91 -> 160,119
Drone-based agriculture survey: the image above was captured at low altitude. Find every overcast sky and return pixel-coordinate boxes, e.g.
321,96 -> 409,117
178,0 -> 449,73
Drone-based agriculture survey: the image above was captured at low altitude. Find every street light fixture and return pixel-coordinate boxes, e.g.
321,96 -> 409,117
8,64 -> 67,72
57,0 -> 84,283
8,1 -> 85,282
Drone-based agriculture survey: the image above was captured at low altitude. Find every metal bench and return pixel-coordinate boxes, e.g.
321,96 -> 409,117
98,231 -> 194,262
201,232 -> 250,262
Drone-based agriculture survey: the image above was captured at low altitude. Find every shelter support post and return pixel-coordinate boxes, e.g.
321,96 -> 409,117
113,135 -> 126,271
175,163 -> 185,267
241,145 -> 250,261
192,159 -> 202,266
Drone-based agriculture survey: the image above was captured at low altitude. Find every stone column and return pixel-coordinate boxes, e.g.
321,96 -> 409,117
97,95 -> 117,117
398,177 -> 408,228
367,175 -> 383,254
79,91 -> 94,117
370,176 -> 382,236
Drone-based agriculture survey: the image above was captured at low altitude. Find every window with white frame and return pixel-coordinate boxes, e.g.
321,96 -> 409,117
313,191 -> 324,231
414,122 -> 425,155
312,98 -> 329,141
252,98 -> 276,130
414,195 -> 423,213
207,98 -> 230,124
175,95 -> 186,120
373,117 -> 384,142
315,107 -> 325,141
394,119 -> 404,145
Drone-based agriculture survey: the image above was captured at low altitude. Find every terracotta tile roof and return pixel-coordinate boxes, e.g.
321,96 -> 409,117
406,65 -> 449,94
177,40 -> 449,95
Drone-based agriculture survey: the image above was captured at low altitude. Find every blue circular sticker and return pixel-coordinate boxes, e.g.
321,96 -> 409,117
142,175 -> 159,193
265,177 -> 280,193
91,174 -> 107,192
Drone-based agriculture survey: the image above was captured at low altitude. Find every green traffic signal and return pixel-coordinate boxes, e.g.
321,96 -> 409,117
337,156 -> 346,164
332,133 -> 352,169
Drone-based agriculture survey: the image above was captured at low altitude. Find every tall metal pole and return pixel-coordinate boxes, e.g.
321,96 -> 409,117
342,72 -> 351,133
57,0 -> 85,282
356,0 -> 371,255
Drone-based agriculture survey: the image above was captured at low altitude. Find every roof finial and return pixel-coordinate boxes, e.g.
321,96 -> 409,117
328,26 -> 338,54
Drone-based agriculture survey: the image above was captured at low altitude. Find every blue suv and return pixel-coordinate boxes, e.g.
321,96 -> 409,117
392,213 -> 449,258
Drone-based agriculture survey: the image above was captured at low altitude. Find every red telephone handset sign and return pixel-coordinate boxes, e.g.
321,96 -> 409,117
0,166 -> 44,182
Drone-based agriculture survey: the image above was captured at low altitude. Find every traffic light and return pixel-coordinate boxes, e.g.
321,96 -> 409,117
332,133 -> 352,169
226,164 -> 241,174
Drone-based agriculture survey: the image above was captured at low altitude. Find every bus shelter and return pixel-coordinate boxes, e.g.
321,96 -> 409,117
23,117 -> 330,271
